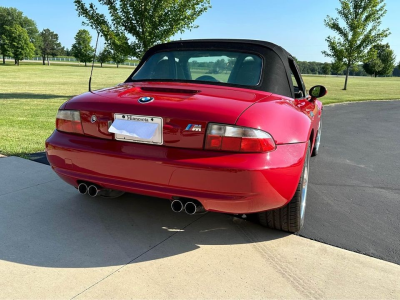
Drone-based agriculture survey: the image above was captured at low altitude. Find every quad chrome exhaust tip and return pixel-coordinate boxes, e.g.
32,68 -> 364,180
78,183 -> 88,195
184,201 -> 206,215
87,185 -> 100,197
78,182 -> 102,197
78,182 -> 125,198
171,200 -> 184,213
171,199 -> 206,215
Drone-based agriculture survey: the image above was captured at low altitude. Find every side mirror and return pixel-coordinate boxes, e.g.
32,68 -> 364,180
309,85 -> 327,100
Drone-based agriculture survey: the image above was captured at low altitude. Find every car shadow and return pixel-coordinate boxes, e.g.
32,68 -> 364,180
27,152 -> 49,165
0,93 -> 72,100
0,186 -> 290,269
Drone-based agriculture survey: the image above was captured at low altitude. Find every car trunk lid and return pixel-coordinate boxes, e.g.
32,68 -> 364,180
64,82 -> 271,149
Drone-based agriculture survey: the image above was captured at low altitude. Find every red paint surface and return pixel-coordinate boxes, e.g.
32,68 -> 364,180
46,81 -> 322,213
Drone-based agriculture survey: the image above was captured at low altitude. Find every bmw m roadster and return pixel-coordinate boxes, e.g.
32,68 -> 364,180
46,39 -> 326,233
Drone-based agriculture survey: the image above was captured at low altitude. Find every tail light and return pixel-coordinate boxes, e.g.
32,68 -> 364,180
56,110 -> 84,134
205,124 -> 276,153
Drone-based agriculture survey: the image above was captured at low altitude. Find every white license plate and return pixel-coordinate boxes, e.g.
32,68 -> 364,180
109,114 -> 163,145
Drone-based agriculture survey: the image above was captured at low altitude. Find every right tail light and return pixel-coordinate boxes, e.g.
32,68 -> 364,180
205,123 -> 276,153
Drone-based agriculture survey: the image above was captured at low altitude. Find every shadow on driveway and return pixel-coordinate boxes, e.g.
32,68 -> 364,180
16,100 -> 400,266
0,181 -> 288,268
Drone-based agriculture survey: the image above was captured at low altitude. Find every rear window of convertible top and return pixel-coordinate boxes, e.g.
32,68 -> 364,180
131,50 -> 263,87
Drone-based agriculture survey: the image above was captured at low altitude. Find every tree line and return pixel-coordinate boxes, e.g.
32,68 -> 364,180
0,7 -> 129,67
1,0 -> 399,85
0,0 -> 212,67
296,51 -> 399,77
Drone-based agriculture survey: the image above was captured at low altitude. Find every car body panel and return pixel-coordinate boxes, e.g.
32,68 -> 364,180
64,82 -> 271,149
236,95 -> 319,145
45,39 -> 324,215
46,130 -> 307,213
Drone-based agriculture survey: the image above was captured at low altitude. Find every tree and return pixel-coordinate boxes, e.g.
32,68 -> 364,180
74,0 -> 211,59
110,47 -> 127,68
297,61 -> 311,74
331,59 -> 345,75
64,48 -> 72,56
0,7 -> 39,64
308,62 -> 320,74
322,63 -> 331,76
208,59 -> 226,74
377,44 -> 395,76
394,65 -> 400,77
71,29 -> 94,66
39,29 -> 62,66
363,44 -> 395,77
1,24 -> 35,65
97,47 -> 111,67
363,47 -> 383,77
226,58 -> 236,72
322,0 -> 390,90
374,43 -> 395,76
60,47 -> 72,56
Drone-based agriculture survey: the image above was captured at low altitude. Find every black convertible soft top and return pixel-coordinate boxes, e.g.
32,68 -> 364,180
127,39 -> 296,98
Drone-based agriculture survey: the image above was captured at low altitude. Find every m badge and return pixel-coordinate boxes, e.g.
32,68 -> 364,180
185,124 -> 202,131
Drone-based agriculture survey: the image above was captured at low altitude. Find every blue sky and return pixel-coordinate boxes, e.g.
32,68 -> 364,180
3,0 -> 400,62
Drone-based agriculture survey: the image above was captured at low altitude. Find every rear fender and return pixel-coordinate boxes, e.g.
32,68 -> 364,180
235,99 -> 312,145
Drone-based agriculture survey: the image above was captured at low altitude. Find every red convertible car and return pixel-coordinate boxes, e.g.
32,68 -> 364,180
46,40 -> 326,233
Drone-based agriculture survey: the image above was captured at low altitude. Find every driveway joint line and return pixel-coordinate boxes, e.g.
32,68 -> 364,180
70,213 -> 208,299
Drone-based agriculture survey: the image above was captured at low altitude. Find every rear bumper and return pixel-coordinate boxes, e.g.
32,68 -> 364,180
45,131 -> 307,214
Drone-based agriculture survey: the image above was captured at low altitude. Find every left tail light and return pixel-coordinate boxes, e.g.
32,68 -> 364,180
56,110 -> 84,134
205,123 -> 276,153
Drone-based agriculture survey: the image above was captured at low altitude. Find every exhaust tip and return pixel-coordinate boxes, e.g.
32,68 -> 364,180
78,183 -> 88,195
87,185 -> 99,197
184,202 -> 197,215
171,200 -> 184,213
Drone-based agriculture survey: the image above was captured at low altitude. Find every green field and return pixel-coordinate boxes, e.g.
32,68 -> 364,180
303,75 -> 400,104
0,63 -> 399,156
0,64 -> 133,156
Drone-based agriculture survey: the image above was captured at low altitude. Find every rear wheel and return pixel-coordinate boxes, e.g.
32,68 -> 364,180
254,143 -> 310,233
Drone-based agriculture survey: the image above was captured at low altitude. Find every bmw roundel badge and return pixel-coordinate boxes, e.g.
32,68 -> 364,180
138,96 -> 154,104
91,115 -> 97,123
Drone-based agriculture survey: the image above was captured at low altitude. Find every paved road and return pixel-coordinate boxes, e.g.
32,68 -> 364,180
28,100 -> 400,265
302,100 -> 400,264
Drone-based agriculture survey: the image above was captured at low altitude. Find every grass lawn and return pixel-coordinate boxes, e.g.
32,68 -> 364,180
303,75 -> 400,104
0,63 -> 399,156
1,63 -> 133,156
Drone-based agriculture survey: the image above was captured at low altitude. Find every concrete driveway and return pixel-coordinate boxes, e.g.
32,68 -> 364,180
0,156 -> 399,299
27,100 -> 400,265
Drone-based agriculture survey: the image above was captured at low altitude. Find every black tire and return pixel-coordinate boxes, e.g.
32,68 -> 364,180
311,119 -> 322,157
254,143 -> 310,233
